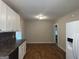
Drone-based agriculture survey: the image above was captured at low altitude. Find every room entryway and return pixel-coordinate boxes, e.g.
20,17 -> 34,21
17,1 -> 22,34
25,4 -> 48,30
54,24 -> 59,45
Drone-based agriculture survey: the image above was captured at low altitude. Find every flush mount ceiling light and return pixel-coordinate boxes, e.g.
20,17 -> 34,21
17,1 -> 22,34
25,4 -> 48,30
35,14 -> 48,20
71,14 -> 75,17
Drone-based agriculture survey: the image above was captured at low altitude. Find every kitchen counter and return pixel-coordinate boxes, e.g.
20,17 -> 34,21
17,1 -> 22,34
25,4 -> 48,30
0,39 -> 26,57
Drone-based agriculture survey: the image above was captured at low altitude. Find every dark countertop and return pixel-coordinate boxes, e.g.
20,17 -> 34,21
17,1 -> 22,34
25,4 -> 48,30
0,39 -> 26,57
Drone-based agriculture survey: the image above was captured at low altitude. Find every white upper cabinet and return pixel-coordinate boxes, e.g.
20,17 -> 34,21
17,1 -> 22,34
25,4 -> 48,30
0,1 -> 3,31
0,0 -> 21,32
0,0 -> 7,31
15,13 -> 21,31
6,6 -> 21,32
13,11 -> 21,31
6,6 -> 14,31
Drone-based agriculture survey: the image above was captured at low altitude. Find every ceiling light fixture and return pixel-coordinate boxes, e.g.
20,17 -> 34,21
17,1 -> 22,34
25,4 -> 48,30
35,14 -> 48,20
71,14 -> 75,17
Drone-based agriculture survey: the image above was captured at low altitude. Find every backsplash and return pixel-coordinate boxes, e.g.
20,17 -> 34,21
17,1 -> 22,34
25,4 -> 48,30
0,32 -> 16,46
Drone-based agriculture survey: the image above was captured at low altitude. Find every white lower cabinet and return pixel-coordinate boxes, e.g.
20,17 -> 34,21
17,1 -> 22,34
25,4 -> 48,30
19,41 -> 26,59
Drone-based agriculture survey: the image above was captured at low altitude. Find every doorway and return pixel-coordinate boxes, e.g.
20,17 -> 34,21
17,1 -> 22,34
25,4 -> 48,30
54,24 -> 59,45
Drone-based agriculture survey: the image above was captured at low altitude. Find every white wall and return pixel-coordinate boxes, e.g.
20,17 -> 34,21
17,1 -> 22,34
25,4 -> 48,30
55,9 -> 79,51
24,20 -> 55,43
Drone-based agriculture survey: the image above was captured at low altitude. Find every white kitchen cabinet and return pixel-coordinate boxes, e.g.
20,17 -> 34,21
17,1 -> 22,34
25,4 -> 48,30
14,12 -> 21,31
6,6 -> 21,31
22,41 -> 26,56
0,1 -> 3,31
19,41 -> 26,59
0,0 -> 21,32
0,0 -> 7,31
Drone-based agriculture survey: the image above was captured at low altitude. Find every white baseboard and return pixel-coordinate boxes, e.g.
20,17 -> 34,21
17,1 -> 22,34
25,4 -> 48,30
26,42 -> 55,44
58,45 -> 66,52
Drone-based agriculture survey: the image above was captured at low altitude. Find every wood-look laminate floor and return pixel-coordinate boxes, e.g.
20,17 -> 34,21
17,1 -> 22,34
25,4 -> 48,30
24,44 -> 66,59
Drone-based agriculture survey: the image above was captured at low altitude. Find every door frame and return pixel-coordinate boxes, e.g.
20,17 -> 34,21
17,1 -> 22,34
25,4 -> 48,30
53,23 -> 59,45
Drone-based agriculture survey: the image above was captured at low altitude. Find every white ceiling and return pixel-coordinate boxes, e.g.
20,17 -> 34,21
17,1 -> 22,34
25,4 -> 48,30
3,0 -> 79,20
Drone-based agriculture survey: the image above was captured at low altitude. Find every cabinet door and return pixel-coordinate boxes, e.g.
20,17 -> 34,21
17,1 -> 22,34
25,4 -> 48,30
0,1 -> 2,31
6,5 -> 17,31
19,43 -> 24,59
0,0 -> 21,32
15,13 -> 21,31
0,0 -> 7,32
19,41 -> 26,59
6,6 -> 13,31
11,9 -> 17,31
22,41 -> 26,56
6,6 -> 21,32
11,11 -> 21,31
